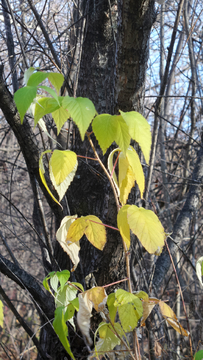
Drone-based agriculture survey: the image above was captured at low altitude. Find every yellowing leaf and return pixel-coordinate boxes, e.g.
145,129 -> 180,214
115,289 -> 143,332
50,150 -> 77,186
117,205 -> 131,249
159,301 -> 189,336
127,205 -> 165,254
92,114 -> 130,154
125,146 -> 145,198
94,322 -> 121,357
50,163 -> 77,202
66,215 -> 106,250
48,72 -> 64,94
77,292 -> 93,345
120,166 -> 136,205
84,215 -> 106,250
39,150 -> 62,208
120,110 -> 151,164
52,106 -> 70,134
141,297 -> 159,326
62,96 -> 96,140
34,97 -> 59,125
87,287 -> 107,312
56,216 -> 80,271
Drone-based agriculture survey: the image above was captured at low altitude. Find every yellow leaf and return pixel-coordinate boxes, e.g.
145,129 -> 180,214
50,150 -> 77,186
120,110 -> 151,164
66,215 -> 106,251
66,217 -> 86,243
159,301 -> 189,336
125,146 -> 145,198
120,166 -> 136,205
118,152 -> 128,187
56,216 -> 80,271
50,162 -> 77,201
87,287 -> 107,312
39,150 -> 62,208
117,205 -> 131,249
84,215 -> 106,250
127,206 -> 165,254
141,297 -> 159,326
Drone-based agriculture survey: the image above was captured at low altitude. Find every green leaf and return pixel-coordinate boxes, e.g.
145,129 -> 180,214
39,150 -> 62,207
120,110 -> 151,164
55,284 -> 78,308
43,271 -> 55,292
94,322 -> 121,356
48,72 -> 64,94
70,297 -> 79,311
64,303 -> 75,322
107,293 -> 117,324
62,96 -> 96,140
127,205 -> 165,254
52,106 -> 70,134
194,350 -> 203,360
0,301 -> 4,328
39,85 -> 60,104
34,97 -> 59,126
196,256 -> 203,288
115,289 -> 143,332
56,270 -> 70,292
14,86 -> 37,122
117,205 -> 131,249
53,307 -> 75,359
50,150 -> 77,186
24,67 -> 35,85
66,215 -> 106,250
27,71 -> 48,87
92,114 -> 130,154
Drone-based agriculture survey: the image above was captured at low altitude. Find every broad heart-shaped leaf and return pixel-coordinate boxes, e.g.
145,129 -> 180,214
0,300 -> 3,328
66,215 -> 106,250
39,150 -> 62,207
50,163 -> 77,202
120,110 -> 151,164
94,322 -> 121,357
86,287 -> 107,312
52,104 -> 70,134
196,256 -> 203,288
14,86 -> 37,122
27,71 -> 48,87
62,96 -> 96,140
56,216 -> 80,271
55,284 -> 78,308
159,301 -> 189,336
39,85 -> 60,104
92,114 -> 130,154
127,205 -> 165,254
114,289 -> 143,332
53,307 -> 75,359
117,205 -> 131,249
34,97 -> 59,126
48,72 -> 64,94
50,150 -> 77,186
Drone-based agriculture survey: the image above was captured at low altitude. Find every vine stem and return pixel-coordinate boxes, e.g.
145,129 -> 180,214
86,133 -> 133,293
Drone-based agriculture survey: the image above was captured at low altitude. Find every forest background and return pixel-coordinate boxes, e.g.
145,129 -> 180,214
0,0 -> 203,359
